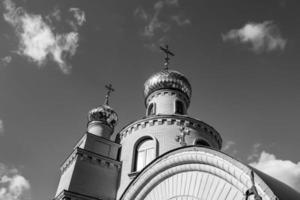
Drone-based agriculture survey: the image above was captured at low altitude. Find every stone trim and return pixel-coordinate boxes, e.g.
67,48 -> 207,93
118,115 -> 222,149
60,147 -> 121,173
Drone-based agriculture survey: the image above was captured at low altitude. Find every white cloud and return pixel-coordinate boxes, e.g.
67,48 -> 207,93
171,15 -> 190,26
0,120 -> 4,135
222,140 -> 235,151
250,151 -> 300,192
2,0 -> 82,74
0,56 -> 12,67
140,1 -> 171,38
69,8 -> 86,28
49,8 -> 61,22
134,7 -> 148,22
134,0 -> 190,48
165,0 -> 179,6
247,143 -> 262,161
222,21 -> 287,53
222,140 -> 238,157
0,163 -> 31,200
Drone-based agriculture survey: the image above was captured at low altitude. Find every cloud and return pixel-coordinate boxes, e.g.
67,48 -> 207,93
0,56 -> 12,67
250,151 -> 300,192
2,0 -> 83,74
140,1 -> 171,38
134,0 -> 190,48
0,163 -> 31,200
171,15 -> 190,26
222,140 -> 235,151
222,140 -> 238,157
49,7 -> 61,22
69,8 -> 86,30
134,7 -> 148,22
247,143 -> 262,161
165,0 -> 179,6
0,120 -> 4,135
222,21 -> 287,53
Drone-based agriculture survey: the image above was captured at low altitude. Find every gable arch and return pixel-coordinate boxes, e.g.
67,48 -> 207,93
121,146 -> 278,200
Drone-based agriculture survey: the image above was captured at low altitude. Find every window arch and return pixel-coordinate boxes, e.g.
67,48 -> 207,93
134,138 -> 155,171
194,138 -> 210,147
147,103 -> 156,116
175,100 -> 184,114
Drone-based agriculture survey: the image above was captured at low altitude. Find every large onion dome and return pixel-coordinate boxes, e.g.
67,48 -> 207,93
144,69 -> 192,100
88,104 -> 118,129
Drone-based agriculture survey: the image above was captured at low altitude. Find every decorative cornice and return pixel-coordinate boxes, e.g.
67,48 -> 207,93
145,89 -> 190,107
60,147 -> 121,173
118,115 -> 222,149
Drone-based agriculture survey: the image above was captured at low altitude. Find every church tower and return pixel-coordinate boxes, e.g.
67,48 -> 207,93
54,84 -> 121,200
116,46 -> 222,198
53,46 -> 300,200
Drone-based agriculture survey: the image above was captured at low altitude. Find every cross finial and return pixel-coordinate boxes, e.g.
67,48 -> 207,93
104,83 -> 115,105
160,45 -> 175,70
175,125 -> 190,146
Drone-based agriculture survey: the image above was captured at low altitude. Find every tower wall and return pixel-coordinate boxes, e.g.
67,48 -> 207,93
54,133 -> 121,200
116,115 -> 222,198
146,90 -> 189,115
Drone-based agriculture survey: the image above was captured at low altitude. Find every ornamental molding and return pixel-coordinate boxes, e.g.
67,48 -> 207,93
118,115 -> 222,149
145,89 -> 190,107
60,147 -> 121,173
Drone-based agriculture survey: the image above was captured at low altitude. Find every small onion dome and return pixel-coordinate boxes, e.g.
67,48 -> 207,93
144,69 -> 192,100
88,105 -> 118,128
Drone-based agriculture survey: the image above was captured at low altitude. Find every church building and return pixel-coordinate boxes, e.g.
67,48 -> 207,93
53,46 -> 300,200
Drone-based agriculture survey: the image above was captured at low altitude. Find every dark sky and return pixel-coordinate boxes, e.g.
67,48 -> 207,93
0,0 -> 300,199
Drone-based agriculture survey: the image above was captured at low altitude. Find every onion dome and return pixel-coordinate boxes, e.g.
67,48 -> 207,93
88,104 -> 118,129
144,69 -> 192,100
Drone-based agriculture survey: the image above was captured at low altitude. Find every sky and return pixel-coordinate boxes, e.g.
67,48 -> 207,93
0,0 -> 299,199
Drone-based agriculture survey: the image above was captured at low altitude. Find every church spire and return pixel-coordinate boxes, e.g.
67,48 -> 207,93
104,83 -> 115,105
87,84 -> 118,138
160,45 -> 175,70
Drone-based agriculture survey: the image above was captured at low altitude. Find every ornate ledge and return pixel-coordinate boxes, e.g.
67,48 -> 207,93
117,115 -> 222,149
60,147 -> 121,173
145,89 -> 190,107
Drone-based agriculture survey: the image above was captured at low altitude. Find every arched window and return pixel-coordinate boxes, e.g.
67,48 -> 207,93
194,139 -> 210,147
147,103 -> 156,116
135,139 -> 155,171
175,100 -> 184,114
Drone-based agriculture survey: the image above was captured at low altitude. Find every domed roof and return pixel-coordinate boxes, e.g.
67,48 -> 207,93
144,69 -> 192,100
88,104 -> 118,128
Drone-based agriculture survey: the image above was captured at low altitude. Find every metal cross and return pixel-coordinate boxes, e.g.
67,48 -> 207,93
104,83 -> 115,105
175,125 -> 190,146
245,171 -> 262,200
160,45 -> 175,70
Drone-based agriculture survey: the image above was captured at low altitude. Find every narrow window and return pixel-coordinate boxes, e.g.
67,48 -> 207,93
147,103 -> 156,116
135,139 -> 155,171
175,100 -> 184,114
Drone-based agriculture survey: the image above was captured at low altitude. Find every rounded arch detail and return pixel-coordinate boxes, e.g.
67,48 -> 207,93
121,146 -> 278,200
131,135 -> 159,172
